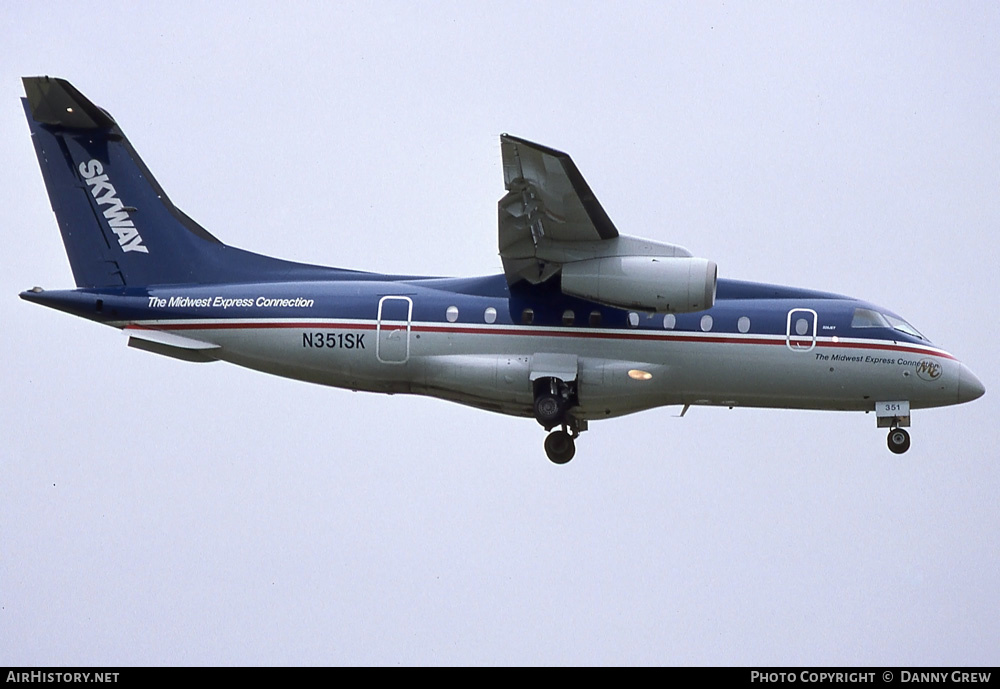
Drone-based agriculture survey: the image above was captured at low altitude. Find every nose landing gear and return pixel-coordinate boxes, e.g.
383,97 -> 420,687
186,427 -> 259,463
876,401 -> 912,455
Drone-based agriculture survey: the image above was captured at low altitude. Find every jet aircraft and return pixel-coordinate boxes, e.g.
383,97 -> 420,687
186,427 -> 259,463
19,77 -> 985,463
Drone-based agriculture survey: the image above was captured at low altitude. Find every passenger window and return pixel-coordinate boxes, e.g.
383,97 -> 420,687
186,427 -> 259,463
521,308 -> 534,325
663,314 -> 676,329
738,316 -> 750,333
562,310 -> 575,326
628,312 -> 639,328
589,311 -> 602,327
700,314 -> 713,332
446,305 -> 459,323
484,307 -> 497,324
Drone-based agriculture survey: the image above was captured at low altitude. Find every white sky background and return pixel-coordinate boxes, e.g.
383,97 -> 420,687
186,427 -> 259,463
1,1 -> 997,666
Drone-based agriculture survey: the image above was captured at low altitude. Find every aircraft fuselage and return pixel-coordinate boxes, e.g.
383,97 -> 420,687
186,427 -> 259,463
23,274 -> 979,423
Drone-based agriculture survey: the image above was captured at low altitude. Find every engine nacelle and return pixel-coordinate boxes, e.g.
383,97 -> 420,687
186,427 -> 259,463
560,256 -> 717,313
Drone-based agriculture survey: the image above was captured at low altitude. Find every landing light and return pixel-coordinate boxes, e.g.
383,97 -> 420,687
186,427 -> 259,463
628,369 -> 653,381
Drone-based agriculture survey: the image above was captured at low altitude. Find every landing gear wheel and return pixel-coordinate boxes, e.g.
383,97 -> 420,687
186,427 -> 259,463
887,428 -> 911,454
544,430 -> 576,464
534,395 -> 565,427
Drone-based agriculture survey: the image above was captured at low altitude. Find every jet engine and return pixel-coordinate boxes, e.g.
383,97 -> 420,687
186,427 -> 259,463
560,256 -> 717,313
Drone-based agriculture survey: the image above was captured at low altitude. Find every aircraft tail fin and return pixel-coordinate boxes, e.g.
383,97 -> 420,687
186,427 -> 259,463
22,76 -> 338,288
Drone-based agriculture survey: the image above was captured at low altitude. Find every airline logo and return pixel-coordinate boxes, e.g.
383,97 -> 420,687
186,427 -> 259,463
78,160 -> 148,254
916,359 -> 942,381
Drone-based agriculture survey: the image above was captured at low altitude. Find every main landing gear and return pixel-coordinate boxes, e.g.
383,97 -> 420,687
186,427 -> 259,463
534,376 -> 585,464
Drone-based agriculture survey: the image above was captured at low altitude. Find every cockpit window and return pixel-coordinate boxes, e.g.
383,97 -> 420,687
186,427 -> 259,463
851,308 -> 925,340
884,314 -> 924,340
851,308 -> 888,328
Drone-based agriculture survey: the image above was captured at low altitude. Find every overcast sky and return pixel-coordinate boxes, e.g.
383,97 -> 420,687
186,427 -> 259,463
1,1 -> 997,666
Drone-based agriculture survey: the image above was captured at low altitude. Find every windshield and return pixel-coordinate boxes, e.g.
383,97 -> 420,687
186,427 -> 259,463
851,308 -> 925,340
884,314 -> 925,340
850,308 -> 888,329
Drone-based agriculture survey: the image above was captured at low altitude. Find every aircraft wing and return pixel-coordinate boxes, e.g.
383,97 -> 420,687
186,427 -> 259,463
498,135 -> 692,287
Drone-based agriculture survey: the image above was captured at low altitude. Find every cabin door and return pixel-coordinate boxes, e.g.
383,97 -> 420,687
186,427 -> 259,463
377,296 -> 413,364
786,308 -> 817,352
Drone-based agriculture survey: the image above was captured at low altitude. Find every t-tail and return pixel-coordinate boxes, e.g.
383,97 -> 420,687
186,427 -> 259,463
21,76 -> 347,289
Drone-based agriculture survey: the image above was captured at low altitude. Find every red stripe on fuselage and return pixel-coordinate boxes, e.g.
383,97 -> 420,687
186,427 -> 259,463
127,320 -> 956,360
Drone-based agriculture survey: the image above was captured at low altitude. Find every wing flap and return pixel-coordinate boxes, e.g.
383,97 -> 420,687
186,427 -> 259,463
498,135 -> 692,287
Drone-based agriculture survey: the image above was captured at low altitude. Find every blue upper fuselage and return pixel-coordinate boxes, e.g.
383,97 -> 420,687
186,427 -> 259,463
20,273 -> 932,349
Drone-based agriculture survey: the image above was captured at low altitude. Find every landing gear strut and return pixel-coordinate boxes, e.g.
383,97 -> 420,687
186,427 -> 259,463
533,376 -> 584,464
887,427 -> 911,454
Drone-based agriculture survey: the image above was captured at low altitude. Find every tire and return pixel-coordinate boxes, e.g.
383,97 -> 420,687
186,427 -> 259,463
887,428 -> 911,454
534,395 -> 564,426
544,430 -> 576,464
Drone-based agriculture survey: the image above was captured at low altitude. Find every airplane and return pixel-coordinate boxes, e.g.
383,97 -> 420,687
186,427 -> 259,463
18,76 -> 985,464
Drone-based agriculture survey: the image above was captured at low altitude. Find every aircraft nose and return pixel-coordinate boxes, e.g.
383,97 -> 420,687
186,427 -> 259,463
958,363 -> 986,404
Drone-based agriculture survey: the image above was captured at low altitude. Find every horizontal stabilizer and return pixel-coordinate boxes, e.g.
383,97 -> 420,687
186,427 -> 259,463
124,327 -> 220,350
125,328 -> 219,363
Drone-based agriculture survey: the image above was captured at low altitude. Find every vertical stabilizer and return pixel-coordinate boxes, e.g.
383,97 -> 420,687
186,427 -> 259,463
22,76 -> 344,288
